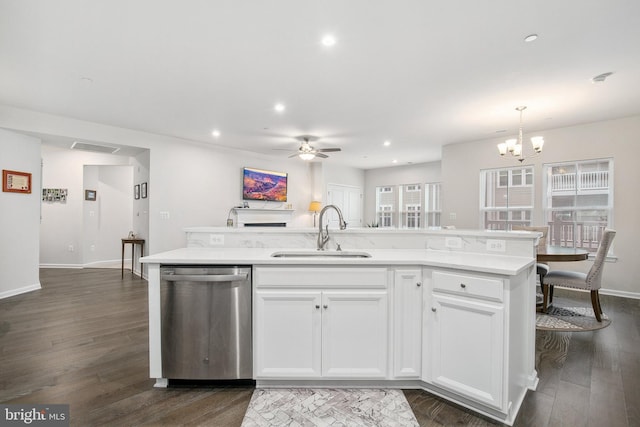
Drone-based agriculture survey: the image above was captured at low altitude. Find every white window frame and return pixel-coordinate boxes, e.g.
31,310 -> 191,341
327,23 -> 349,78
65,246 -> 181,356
480,166 -> 534,230
543,158 -> 614,253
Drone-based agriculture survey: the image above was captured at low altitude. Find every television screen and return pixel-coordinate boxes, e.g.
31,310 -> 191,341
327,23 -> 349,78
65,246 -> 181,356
242,167 -> 288,202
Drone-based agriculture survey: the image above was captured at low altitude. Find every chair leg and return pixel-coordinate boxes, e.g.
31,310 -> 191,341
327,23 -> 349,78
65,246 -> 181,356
590,290 -> 602,322
541,283 -> 549,313
549,285 -> 554,303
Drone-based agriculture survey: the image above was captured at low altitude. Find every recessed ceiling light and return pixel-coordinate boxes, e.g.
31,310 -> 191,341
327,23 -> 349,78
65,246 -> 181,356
392,159 -> 398,164
321,34 -> 337,47
592,72 -> 613,83
211,129 -> 221,138
524,34 -> 538,43
274,103 -> 286,113
383,140 -> 391,146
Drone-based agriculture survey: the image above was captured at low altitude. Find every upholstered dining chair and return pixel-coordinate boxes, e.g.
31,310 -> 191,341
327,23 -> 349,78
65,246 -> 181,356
542,228 -> 616,322
512,225 -> 550,291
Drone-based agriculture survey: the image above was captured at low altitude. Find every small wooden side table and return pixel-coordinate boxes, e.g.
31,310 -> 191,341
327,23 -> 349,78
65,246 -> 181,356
121,238 -> 145,279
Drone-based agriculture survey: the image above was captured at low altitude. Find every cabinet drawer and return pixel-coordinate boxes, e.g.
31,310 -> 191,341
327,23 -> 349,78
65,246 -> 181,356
254,267 -> 387,289
432,271 -> 503,302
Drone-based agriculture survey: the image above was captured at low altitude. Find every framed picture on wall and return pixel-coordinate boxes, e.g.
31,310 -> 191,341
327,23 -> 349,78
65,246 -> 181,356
2,169 -> 32,194
134,184 -> 140,200
141,182 -> 147,199
84,189 -> 97,201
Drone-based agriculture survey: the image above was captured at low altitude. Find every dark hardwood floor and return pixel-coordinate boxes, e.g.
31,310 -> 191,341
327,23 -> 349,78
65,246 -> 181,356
1,268 -> 638,426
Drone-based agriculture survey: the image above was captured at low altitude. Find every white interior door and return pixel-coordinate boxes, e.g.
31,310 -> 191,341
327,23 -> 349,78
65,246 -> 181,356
326,183 -> 363,228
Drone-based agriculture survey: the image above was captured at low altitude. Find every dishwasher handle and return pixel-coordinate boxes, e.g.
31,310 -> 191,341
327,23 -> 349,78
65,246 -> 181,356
161,273 -> 248,282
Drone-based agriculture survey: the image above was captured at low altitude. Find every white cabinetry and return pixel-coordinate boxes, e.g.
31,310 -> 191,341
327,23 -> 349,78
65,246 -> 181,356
393,269 -> 423,378
254,267 -> 388,379
255,291 -> 321,378
424,270 -> 506,410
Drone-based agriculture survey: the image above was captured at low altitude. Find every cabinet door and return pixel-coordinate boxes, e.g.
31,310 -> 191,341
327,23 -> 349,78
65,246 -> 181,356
427,294 -> 504,410
321,291 -> 388,378
393,269 -> 423,378
254,291 -> 321,378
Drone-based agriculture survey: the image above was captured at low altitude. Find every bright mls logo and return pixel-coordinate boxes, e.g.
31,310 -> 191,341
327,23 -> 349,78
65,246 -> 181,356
1,404 -> 69,426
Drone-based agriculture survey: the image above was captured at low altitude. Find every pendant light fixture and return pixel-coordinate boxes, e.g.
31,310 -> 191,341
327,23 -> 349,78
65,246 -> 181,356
497,106 -> 544,163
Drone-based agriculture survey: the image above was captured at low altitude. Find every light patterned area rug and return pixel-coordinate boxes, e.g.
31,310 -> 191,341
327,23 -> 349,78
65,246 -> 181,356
536,301 -> 610,332
241,388 -> 419,426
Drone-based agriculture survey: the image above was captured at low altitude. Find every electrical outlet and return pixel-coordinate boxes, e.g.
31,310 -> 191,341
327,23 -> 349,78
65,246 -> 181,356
449,212 -> 457,220
487,239 -> 507,252
160,211 -> 170,220
90,245 -> 95,252
445,237 -> 462,249
67,244 -> 74,252
209,234 -> 224,246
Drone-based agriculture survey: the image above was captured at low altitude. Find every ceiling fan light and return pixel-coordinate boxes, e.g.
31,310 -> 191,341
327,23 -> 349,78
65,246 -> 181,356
299,152 -> 315,160
497,142 -> 508,156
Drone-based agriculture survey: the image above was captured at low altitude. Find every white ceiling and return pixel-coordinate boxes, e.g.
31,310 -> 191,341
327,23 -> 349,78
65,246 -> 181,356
1,0 -> 639,169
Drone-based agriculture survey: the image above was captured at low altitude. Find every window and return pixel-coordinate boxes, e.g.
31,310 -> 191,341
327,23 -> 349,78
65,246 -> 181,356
543,158 -> 613,252
379,205 -> 393,227
375,182 -> 441,228
480,166 -> 534,230
405,204 -> 421,228
425,182 -> 441,228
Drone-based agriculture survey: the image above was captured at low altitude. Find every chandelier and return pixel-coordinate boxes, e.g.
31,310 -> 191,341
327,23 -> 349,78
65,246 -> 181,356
497,106 -> 544,163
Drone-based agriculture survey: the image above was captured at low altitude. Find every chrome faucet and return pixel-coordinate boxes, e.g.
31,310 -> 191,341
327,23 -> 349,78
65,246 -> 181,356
317,204 -> 347,250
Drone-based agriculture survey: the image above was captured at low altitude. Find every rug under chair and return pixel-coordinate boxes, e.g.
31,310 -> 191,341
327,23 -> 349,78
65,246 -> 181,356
241,388 -> 419,426
536,296 -> 611,332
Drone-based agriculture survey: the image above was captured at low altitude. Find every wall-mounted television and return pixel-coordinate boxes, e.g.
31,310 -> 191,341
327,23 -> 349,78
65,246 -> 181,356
242,167 -> 288,202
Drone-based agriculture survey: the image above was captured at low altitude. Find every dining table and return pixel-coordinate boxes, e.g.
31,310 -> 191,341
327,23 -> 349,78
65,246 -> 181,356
536,245 -> 590,262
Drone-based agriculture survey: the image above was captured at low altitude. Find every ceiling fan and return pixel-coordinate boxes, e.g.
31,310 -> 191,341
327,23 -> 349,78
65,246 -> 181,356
287,135 -> 342,160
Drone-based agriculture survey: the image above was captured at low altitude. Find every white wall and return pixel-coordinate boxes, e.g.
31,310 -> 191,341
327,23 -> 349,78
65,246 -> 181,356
132,150 -> 150,275
0,105 -> 317,257
441,115 -> 640,297
82,165 -> 134,266
40,145 -> 132,266
0,129 -> 41,298
363,162 -> 442,225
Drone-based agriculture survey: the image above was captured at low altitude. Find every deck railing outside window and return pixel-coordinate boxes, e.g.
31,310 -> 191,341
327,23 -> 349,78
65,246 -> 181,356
550,171 -> 609,192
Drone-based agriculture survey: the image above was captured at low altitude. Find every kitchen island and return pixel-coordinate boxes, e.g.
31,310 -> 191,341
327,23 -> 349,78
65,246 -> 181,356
141,228 -> 539,426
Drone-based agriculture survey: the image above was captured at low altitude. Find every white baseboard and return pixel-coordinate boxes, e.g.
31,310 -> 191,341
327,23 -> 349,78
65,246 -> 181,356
83,259 -> 121,268
601,288 -> 640,300
39,263 -> 83,269
0,282 -> 41,299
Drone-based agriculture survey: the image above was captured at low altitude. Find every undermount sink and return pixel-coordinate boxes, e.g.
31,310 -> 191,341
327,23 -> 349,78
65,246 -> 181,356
271,250 -> 372,258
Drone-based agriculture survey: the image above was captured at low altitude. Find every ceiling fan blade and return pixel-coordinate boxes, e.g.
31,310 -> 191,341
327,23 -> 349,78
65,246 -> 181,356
316,148 -> 341,152
315,153 -> 329,158
288,153 -> 300,158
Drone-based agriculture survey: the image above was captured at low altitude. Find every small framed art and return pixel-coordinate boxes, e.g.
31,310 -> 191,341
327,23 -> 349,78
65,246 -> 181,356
2,169 -> 32,194
85,189 -> 97,201
141,182 -> 147,199
134,184 -> 140,200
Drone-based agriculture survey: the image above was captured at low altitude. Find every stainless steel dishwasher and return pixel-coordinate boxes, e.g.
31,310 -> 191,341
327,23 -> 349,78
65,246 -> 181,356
160,265 -> 252,380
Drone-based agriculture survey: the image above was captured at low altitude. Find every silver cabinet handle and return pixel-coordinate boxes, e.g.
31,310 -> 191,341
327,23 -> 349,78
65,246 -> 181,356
431,307 -> 437,312
460,283 -> 466,288
416,282 -> 422,287
315,305 -> 320,309
161,273 -> 248,282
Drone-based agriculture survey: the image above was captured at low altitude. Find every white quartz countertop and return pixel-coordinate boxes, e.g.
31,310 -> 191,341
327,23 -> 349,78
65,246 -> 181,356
140,247 -> 534,276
